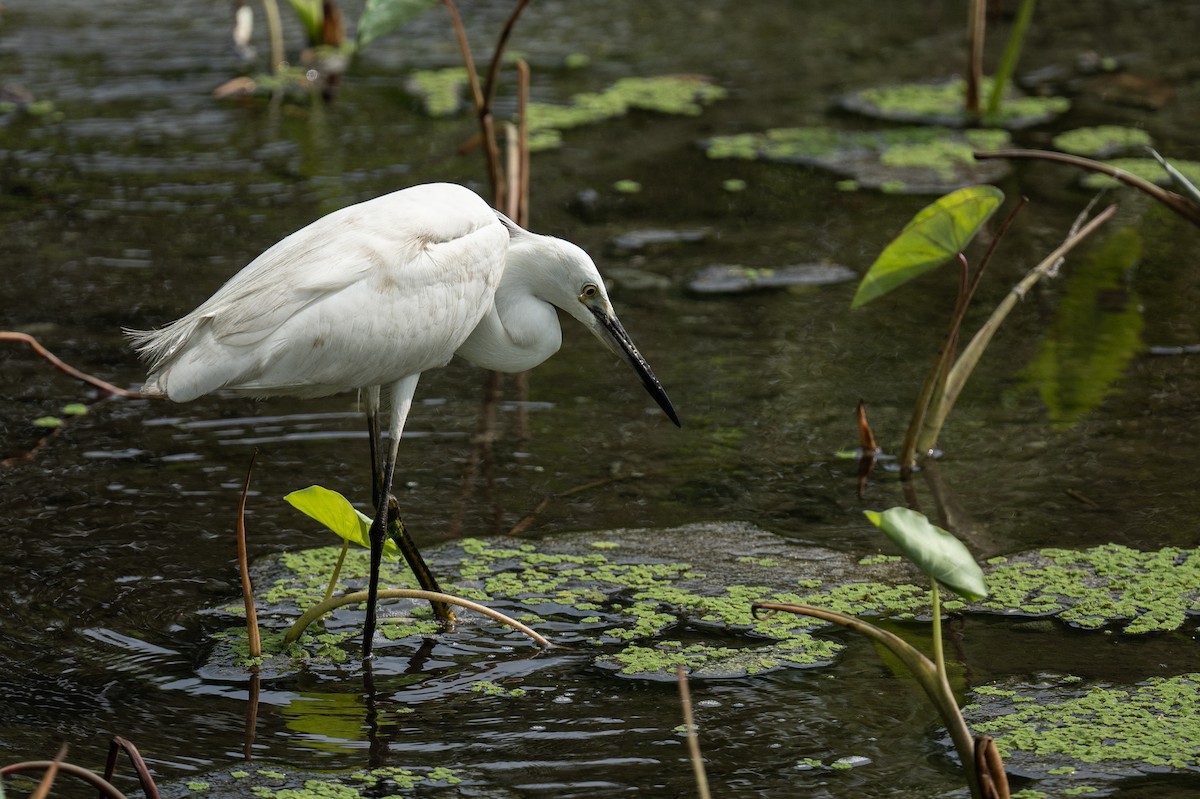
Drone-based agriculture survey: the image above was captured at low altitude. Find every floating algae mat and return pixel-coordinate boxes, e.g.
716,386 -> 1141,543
403,69 -> 726,151
208,528 -> 1200,681
208,523 -> 927,679
194,531 -> 1200,797
979,544 -> 1200,633
837,77 -> 1069,129
158,765 -> 468,799
1052,125 -> 1154,158
962,673 -> 1200,794
703,125 -> 1012,194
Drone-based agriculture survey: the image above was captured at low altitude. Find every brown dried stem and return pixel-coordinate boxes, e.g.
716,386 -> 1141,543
975,149 -> 1200,227
237,450 -> 262,659
0,332 -> 140,398
103,736 -> 160,799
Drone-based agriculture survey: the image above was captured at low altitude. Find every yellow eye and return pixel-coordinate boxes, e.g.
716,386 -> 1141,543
579,283 -> 599,301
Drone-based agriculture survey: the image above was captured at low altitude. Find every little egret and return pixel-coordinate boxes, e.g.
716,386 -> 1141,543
128,182 -> 680,658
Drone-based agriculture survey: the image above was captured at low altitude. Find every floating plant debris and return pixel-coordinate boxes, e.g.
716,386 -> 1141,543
1051,125 -> 1153,158
837,78 -> 1069,129
688,263 -> 857,295
704,126 -> 1012,194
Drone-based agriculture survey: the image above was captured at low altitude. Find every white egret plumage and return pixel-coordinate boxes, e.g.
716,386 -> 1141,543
128,182 -> 679,658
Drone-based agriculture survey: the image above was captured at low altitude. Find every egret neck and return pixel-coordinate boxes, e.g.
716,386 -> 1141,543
455,235 -> 565,373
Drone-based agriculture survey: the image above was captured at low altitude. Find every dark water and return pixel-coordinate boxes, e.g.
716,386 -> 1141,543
3,0 -> 1200,796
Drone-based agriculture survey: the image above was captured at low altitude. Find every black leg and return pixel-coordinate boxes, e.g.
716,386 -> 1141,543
367,402 -> 382,509
362,456 -> 395,659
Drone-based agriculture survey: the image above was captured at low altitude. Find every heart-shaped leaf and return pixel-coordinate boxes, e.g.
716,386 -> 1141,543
851,185 -> 1004,308
284,485 -> 399,559
864,507 -> 987,600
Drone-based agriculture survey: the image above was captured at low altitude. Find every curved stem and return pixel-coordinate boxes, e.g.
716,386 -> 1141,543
0,332 -> 140,397
0,762 -> 128,799
482,0 -> 530,113
975,149 -> 1200,227
753,602 -> 983,799
104,736 -> 160,799
283,588 -> 555,648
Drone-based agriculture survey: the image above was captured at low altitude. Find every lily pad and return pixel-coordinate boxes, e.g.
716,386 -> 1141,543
838,77 -> 1070,129
688,263 -> 857,295
1051,125 -> 1153,158
704,126 -> 1012,194
963,673 -> 1200,789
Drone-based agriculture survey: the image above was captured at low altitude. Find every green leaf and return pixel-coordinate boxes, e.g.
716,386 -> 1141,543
851,185 -> 1004,309
61,403 -> 88,416
863,507 -> 987,600
284,485 -> 399,559
357,0 -> 438,49
284,0 -> 323,45
33,416 -> 63,428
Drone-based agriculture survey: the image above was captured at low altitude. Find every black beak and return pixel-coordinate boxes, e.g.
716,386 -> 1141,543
590,305 -> 681,427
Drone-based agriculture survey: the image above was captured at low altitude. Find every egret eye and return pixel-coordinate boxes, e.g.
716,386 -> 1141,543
579,283 -> 599,301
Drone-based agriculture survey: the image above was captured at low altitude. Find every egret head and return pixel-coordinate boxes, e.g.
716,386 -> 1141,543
523,231 -> 681,428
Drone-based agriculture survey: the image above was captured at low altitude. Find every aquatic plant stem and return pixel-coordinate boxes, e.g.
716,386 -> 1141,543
931,581 -> 947,686
261,0 -> 285,75
975,149 -> 1200,227
442,0 -> 499,201
898,254 -> 971,476
965,0 -> 986,118
986,0 -> 1036,116
677,667 -> 712,799
517,57 -> 531,227
0,332 -> 140,398
752,602 -> 984,799
237,450 -> 262,660
283,588 -> 555,648
907,198 -> 1027,465
918,202 -> 1117,455
323,540 -> 350,602
103,736 -> 160,799
30,743 -> 66,799
0,761 -> 128,799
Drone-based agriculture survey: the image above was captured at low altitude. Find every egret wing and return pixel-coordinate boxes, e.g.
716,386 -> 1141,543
132,184 -> 509,401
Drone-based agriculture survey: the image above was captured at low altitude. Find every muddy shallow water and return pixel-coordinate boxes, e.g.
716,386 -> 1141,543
3,1 -> 1200,796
